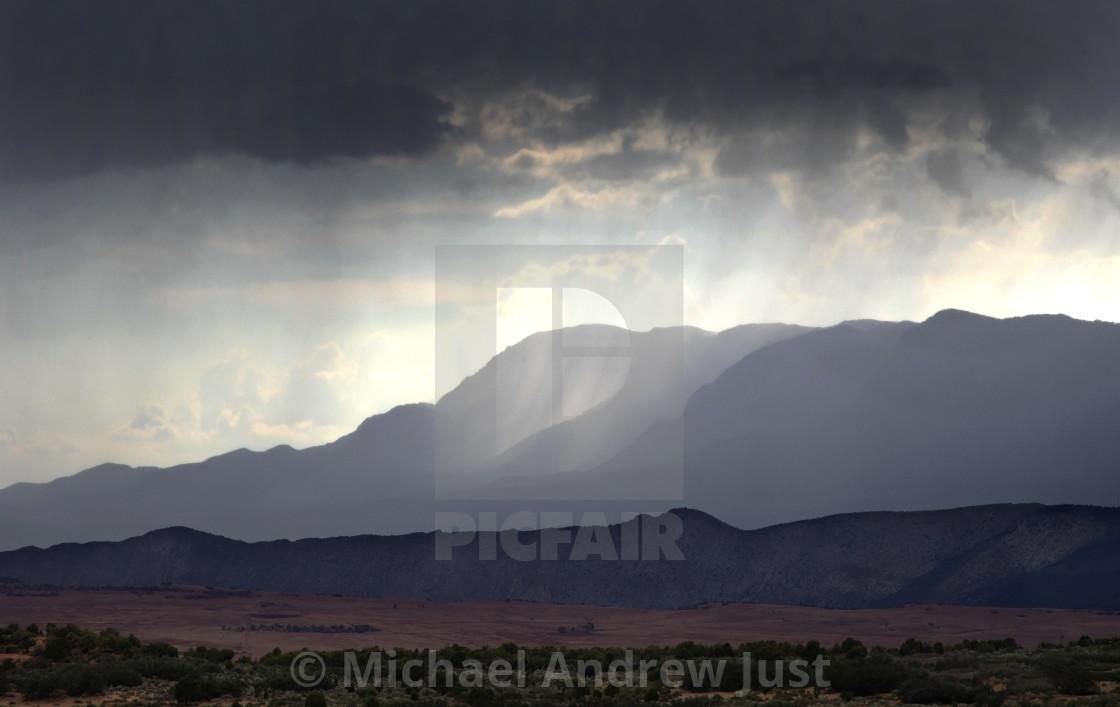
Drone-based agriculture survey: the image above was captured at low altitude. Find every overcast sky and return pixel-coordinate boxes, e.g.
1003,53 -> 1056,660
2,0 -> 1120,485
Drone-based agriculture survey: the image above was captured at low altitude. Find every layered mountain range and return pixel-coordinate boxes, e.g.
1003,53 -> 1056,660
2,309 -> 1120,552
2,504 -> 1119,611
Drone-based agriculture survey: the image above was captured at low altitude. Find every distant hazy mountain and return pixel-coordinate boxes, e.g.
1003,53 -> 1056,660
493,310 -> 1120,530
444,322 -> 810,498
4,309 -> 1120,550
0,323 -> 805,550
2,504 -> 1119,611
679,310 -> 1120,528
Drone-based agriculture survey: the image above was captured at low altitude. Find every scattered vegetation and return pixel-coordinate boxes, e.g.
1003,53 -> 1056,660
2,622 -> 1120,705
222,624 -> 381,634
556,622 -> 596,635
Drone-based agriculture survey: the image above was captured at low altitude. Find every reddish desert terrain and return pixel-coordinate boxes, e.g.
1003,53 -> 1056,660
2,585 -> 1119,658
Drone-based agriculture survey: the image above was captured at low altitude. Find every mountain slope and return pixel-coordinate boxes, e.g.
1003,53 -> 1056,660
2,504 -> 1119,610
0,403 -> 438,549
606,311 -> 1120,529
5,309 -> 1120,550
0,323 -> 802,550
478,310 -> 1120,528
444,322 -> 810,497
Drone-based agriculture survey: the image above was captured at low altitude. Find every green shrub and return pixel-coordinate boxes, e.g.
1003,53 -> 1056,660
899,638 -> 933,656
953,638 -> 1020,653
173,675 -> 219,703
187,646 -> 235,663
1038,655 -> 1098,695
898,676 -> 979,704
94,658 -> 144,688
825,654 -> 909,696
172,673 -> 242,703
19,663 -> 106,699
142,642 -> 180,658
305,690 -> 328,707
837,638 -> 868,659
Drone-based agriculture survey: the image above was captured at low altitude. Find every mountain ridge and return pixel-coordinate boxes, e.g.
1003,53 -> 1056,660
4,309 -> 1120,550
0,322 -> 808,549
2,503 -> 1120,611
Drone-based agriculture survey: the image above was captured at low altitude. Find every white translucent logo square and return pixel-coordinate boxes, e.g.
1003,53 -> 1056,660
434,245 -> 683,502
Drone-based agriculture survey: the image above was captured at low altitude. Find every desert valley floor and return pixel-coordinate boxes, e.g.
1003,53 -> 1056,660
3,585 -> 1120,658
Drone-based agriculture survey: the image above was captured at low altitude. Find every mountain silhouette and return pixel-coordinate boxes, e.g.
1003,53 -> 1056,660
0,323 -> 804,549
2,504 -> 1119,611
3,310 -> 1120,549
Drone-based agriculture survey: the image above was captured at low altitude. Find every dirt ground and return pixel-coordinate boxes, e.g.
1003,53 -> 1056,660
2,585 -> 1119,658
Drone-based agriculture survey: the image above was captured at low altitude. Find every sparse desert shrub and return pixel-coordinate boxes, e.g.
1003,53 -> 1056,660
1037,654 -> 1098,695
899,638 -> 934,656
97,627 -> 143,657
18,663 -> 105,699
172,672 -> 244,703
456,686 -> 507,707
897,675 -> 980,704
825,654 -> 909,696
128,654 -> 203,681
934,653 -> 979,671
187,646 -> 235,663
93,657 -> 144,688
837,638 -> 868,659
305,690 -> 328,707
172,675 -> 224,703
954,637 -> 1020,654
142,641 -> 180,658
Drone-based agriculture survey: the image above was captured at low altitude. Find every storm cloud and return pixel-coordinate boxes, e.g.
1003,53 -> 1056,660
3,0 -> 1120,485
926,148 -> 971,198
2,1 -> 1119,181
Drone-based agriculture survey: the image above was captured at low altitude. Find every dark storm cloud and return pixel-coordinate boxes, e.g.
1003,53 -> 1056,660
561,150 -> 683,182
0,0 -> 455,181
926,148 -> 971,198
214,82 -> 453,164
713,115 -> 860,177
2,0 -> 1119,181
773,56 -> 951,92
1089,171 -> 1120,212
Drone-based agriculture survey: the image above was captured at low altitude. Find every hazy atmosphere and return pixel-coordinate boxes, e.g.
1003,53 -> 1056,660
3,0 -> 1120,485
